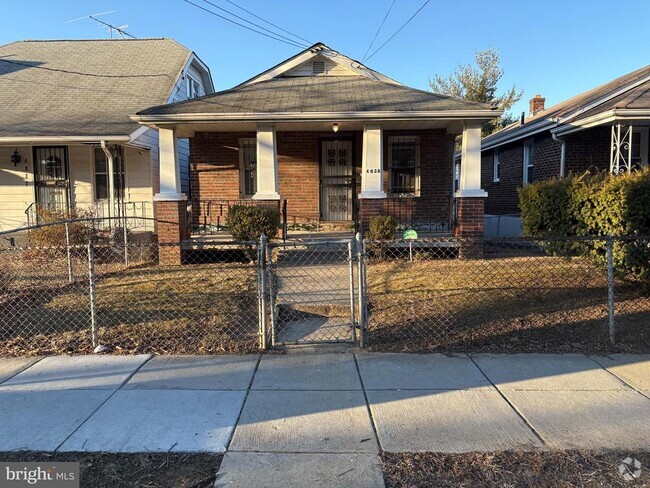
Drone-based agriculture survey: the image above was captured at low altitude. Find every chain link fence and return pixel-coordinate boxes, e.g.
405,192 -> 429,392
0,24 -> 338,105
1,221 -> 649,356
363,236 -> 650,353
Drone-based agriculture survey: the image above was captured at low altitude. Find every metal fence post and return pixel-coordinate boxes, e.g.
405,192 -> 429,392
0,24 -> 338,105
266,239 -> 277,347
356,232 -> 366,348
123,214 -> 129,268
87,240 -> 98,348
348,238 -> 357,343
606,236 -> 616,345
259,234 -> 268,349
65,222 -> 73,283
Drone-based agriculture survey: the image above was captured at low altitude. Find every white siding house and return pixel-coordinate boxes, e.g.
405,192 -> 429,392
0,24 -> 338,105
0,39 -> 214,232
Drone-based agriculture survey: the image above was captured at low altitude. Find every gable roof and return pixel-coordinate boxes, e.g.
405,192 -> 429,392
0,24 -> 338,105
482,64 -> 650,150
138,76 -> 494,117
135,42 -> 499,121
237,42 -> 400,87
0,39 -> 194,139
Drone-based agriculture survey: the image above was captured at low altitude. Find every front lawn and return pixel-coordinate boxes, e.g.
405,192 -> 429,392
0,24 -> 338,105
366,252 -> 650,353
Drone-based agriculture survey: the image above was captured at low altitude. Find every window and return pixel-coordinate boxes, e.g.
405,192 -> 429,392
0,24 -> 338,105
523,140 -> 534,185
94,146 -> 125,200
186,76 -> 201,98
631,128 -> 649,169
239,138 -> 257,198
454,159 -> 461,193
388,136 -> 420,196
493,150 -> 500,182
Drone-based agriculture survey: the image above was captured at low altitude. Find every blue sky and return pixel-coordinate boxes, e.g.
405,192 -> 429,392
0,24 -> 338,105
1,0 -> 649,116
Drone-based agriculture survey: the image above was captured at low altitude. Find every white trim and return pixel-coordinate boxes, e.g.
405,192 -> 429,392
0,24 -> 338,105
482,119 -> 556,151
132,110 -> 502,125
455,189 -> 488,198
492,149 -> 500,182
523,139 -> 534,185
552,109 -> 650,136
153,192 -> 187,201
0,136 -> 129,144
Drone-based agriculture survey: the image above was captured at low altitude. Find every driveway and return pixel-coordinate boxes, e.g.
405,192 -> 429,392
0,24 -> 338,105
0,352 -> 649,487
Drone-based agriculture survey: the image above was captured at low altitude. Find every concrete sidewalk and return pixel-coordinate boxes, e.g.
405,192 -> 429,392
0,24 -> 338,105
1,352 -> 649,487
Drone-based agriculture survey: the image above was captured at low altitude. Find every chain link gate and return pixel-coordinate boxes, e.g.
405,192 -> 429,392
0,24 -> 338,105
260,236 -> 364,347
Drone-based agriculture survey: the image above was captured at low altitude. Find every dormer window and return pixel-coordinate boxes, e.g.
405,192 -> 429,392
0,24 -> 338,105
186,76 -> 201,98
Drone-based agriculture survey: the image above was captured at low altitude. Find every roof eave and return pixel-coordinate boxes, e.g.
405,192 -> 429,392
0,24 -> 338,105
0,135 -> 131,144
131,110 -> 502,126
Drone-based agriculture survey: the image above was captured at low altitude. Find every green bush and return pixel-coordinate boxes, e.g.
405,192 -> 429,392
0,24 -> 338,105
225,205 -> 280,241
518,169 -> 650,283
367,215 -> 397,240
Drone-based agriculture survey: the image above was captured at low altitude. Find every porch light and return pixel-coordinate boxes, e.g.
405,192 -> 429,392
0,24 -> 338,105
10,149 -> 21,166
332,123 -> 339,133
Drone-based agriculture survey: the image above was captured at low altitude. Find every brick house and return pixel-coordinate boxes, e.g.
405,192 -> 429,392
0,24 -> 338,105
477,65 -> 650,236
132,43 -> 501,261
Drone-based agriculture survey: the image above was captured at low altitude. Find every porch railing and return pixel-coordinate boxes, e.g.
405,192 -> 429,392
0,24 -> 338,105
381,197 -> 451,233
25,201 -> 154,232
188,199 -> 288,238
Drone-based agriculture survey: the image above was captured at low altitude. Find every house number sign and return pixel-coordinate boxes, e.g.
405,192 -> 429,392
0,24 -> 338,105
366,168 -> 381,173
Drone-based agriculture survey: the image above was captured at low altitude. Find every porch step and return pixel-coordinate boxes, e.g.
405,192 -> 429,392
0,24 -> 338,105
315,221 -> 355,232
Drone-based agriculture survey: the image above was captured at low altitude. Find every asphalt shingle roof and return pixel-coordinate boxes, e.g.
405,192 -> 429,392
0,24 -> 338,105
0,39 -> 191,138
138,76 -> 493,116
483,64 -> 650,146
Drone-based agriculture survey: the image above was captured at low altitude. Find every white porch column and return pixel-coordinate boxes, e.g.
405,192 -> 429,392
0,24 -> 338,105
456,121 -> 487,197
253,124 -> 281,200
100,141 -> 115,218
359,123 -> 386,199
155,126 -> 186,201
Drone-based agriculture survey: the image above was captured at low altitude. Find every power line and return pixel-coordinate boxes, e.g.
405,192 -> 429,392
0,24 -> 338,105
362,0 -> 397,62
182,0 -> 307,49
0,58 -> 175,81
365,0 -> 431,63
221,0 -> 313,46
200,0 -> 310,48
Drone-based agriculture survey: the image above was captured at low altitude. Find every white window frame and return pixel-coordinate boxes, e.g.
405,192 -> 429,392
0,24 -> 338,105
239,138 -> 257,198
523,139 -> 534,185
493,149 -> 500,182
186,76 -> 201,99
387,136 -> 421,197
92,146 -> 127,202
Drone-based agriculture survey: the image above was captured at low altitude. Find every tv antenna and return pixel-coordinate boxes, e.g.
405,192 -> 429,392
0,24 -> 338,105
65,11 -> 136,39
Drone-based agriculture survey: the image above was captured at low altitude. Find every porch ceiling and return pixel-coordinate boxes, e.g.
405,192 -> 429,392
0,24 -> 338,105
171,119 -> 467,137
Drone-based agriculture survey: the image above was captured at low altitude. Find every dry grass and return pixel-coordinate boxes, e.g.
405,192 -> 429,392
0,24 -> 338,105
0,255 -> 260,356
367,253 -> 650,353
0,452 -> 222,488
381,451 -> 650,488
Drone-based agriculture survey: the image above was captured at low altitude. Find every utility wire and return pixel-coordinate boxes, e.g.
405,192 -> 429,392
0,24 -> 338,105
221,0 -> 313,46
362,0 -> 397,62
364,0 -> 431,62
0,58 -> 175,81
182,0 -> 307,49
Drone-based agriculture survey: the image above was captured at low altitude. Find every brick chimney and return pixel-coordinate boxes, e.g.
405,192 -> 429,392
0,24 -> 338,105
529,94 -> 546,116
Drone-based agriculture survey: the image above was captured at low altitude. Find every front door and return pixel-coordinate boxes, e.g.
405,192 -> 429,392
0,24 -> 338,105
33,146 -> 70,215
320,139 -> 354,221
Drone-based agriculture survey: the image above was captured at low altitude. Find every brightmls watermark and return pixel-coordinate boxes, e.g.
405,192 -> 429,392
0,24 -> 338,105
0,463 -> 79,487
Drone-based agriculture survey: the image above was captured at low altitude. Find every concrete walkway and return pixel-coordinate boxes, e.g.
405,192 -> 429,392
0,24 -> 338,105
1,352 -> 649,487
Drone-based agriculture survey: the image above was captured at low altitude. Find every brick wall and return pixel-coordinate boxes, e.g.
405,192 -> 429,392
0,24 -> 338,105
481,126 -> 611,215
190,129 -> 454,227
454,197 -> 485,236
154,199 -> 188,265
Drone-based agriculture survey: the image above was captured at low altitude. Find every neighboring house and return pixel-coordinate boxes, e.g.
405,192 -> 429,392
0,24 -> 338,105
132,42 -> 501,261
478,65 -> 650,237
0,38 -> 213,232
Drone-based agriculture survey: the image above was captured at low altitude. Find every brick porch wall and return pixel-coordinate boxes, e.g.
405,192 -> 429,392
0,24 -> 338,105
154,199 -> 188,265
190,129 -> 454,227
